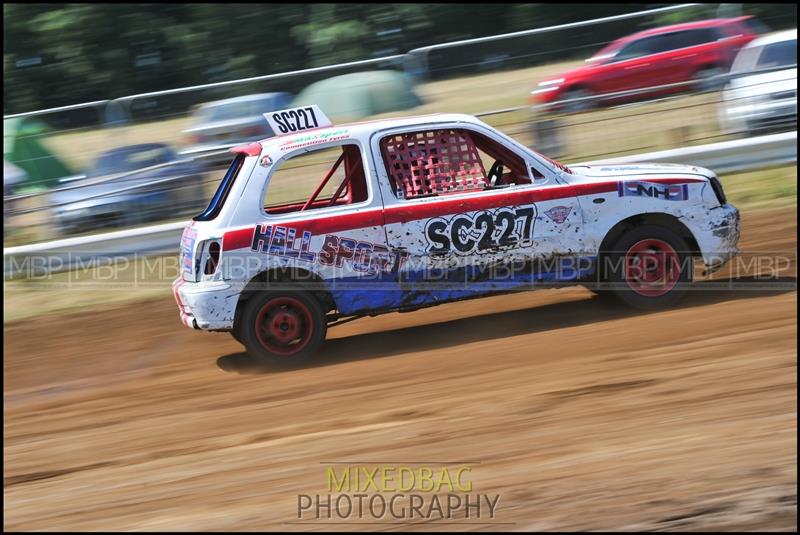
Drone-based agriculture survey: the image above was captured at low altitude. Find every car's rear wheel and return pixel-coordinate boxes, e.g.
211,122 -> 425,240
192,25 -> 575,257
605,225 -> 693,310
240,289 -> 326,366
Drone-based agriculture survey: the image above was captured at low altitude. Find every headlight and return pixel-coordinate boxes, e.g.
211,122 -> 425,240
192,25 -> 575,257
707,174 -> 727,205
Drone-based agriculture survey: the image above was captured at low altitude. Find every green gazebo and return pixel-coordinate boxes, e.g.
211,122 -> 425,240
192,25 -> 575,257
292,70 -> 423,122
4,118 -> 74,192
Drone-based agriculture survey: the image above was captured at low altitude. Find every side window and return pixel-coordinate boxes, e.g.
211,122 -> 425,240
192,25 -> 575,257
612,36 -> 662,62
263,143 -> 368,214
380,129 -> 487,199
757,40 -> 797,69
649,33 -> 680,54
379,128 -> 529,200
714,26 -> 731,40
669,29 -> 716,49
470,130 -> 532,185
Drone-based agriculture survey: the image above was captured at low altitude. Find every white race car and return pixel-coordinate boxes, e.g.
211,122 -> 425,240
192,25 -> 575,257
174,106 -> 739,365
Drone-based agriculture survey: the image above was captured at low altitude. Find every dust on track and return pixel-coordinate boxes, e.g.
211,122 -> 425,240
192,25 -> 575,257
4,208 -> 797,531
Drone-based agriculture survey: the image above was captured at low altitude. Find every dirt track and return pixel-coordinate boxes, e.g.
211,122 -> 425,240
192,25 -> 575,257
4,208 -> 797,531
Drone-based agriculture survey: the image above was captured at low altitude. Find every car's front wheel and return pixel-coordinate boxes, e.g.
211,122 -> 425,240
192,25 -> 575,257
240,289 -> 327,366
562,87 -> 595,113
604,225 -> 693,310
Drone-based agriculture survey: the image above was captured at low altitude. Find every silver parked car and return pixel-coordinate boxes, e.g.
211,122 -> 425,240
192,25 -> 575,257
51,143 -> 207,235
180,92 -> 293,166
720,29 -> 797,135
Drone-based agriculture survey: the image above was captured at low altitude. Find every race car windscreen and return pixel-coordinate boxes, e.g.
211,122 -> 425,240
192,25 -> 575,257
541,154 -> 573,174
193,153 -> 245,221
587,40 -> 625,63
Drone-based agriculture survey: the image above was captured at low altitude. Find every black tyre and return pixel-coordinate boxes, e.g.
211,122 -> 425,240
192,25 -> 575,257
229,315 -> 245,345
604,225 -> 693,310
240,289 -> 327,366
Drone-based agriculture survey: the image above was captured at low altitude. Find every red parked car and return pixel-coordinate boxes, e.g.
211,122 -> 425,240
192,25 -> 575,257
531,17 -> 766,112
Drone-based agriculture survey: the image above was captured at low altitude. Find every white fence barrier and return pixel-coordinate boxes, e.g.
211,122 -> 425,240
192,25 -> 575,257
580,131 -> 797,173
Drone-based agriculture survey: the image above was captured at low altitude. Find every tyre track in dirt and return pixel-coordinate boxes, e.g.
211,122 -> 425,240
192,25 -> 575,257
4,208 -> 797,531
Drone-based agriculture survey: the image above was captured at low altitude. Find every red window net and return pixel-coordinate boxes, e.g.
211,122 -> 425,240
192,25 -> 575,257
380,129 -> 488,199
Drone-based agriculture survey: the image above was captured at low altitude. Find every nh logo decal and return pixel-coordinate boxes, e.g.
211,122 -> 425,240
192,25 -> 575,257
618,181 -> 689,201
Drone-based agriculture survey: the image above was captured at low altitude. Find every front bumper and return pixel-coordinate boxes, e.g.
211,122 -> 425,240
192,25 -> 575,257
172,277 -> 243,330
530,86 -> 562,104
694,203 -> 741,270
722,97 -> 798,133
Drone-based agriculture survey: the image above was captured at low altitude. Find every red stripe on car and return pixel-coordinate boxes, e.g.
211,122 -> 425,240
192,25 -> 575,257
222,178 -> 703,251
172,278 -> 186,312
223,227 -> 256,251
223,210 -> 385,251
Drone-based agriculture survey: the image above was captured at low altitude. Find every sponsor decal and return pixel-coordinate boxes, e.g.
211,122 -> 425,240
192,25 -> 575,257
618,181 -> 689,201
181,226 -> 198,273
319,235 -> 409,274
600,166 -> 645,171
279,129 -> 350,152
251,224 -> 317,262
424,207 -> 536,255
260,154 -> 273,167
544,205 -> 571,224
250,224 -> 408,274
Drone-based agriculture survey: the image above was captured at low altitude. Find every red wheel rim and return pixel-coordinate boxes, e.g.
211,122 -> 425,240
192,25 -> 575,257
624,239 -> 682,297
255,297 -> 314,356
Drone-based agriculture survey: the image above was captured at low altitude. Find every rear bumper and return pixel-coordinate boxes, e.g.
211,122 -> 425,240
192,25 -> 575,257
172,277 -> 242,330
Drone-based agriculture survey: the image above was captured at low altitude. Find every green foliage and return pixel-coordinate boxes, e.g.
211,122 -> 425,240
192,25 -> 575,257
3,3 -> 796,114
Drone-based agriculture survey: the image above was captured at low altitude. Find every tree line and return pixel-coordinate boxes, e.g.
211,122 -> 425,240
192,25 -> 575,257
3,3 -> 794,114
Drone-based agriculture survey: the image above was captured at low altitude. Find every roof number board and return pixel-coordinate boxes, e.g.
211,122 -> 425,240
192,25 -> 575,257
264,105 -> 332,136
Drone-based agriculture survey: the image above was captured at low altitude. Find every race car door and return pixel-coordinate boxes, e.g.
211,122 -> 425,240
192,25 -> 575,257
372,123 -> 589,305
